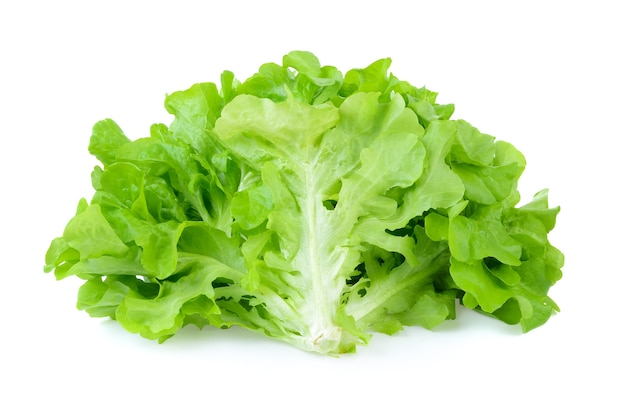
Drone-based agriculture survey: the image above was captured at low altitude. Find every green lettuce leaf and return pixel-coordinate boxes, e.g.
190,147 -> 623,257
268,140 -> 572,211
45,51 -> 563,355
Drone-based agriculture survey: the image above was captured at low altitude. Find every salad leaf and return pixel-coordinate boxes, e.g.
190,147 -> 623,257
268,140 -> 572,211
45,51 -> 563,355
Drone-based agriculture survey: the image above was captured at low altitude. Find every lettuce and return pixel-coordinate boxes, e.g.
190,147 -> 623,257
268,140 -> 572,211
45,51 -> 563,355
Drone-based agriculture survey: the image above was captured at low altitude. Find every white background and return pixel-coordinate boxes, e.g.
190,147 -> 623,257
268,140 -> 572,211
1,0 -> 624,394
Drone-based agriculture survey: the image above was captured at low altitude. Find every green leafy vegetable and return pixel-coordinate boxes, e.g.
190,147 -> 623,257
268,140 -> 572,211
45,51 -> 563,355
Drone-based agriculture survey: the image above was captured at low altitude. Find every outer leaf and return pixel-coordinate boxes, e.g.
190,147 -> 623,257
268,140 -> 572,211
89,119 -> 131,167
62,203 -> 129,260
